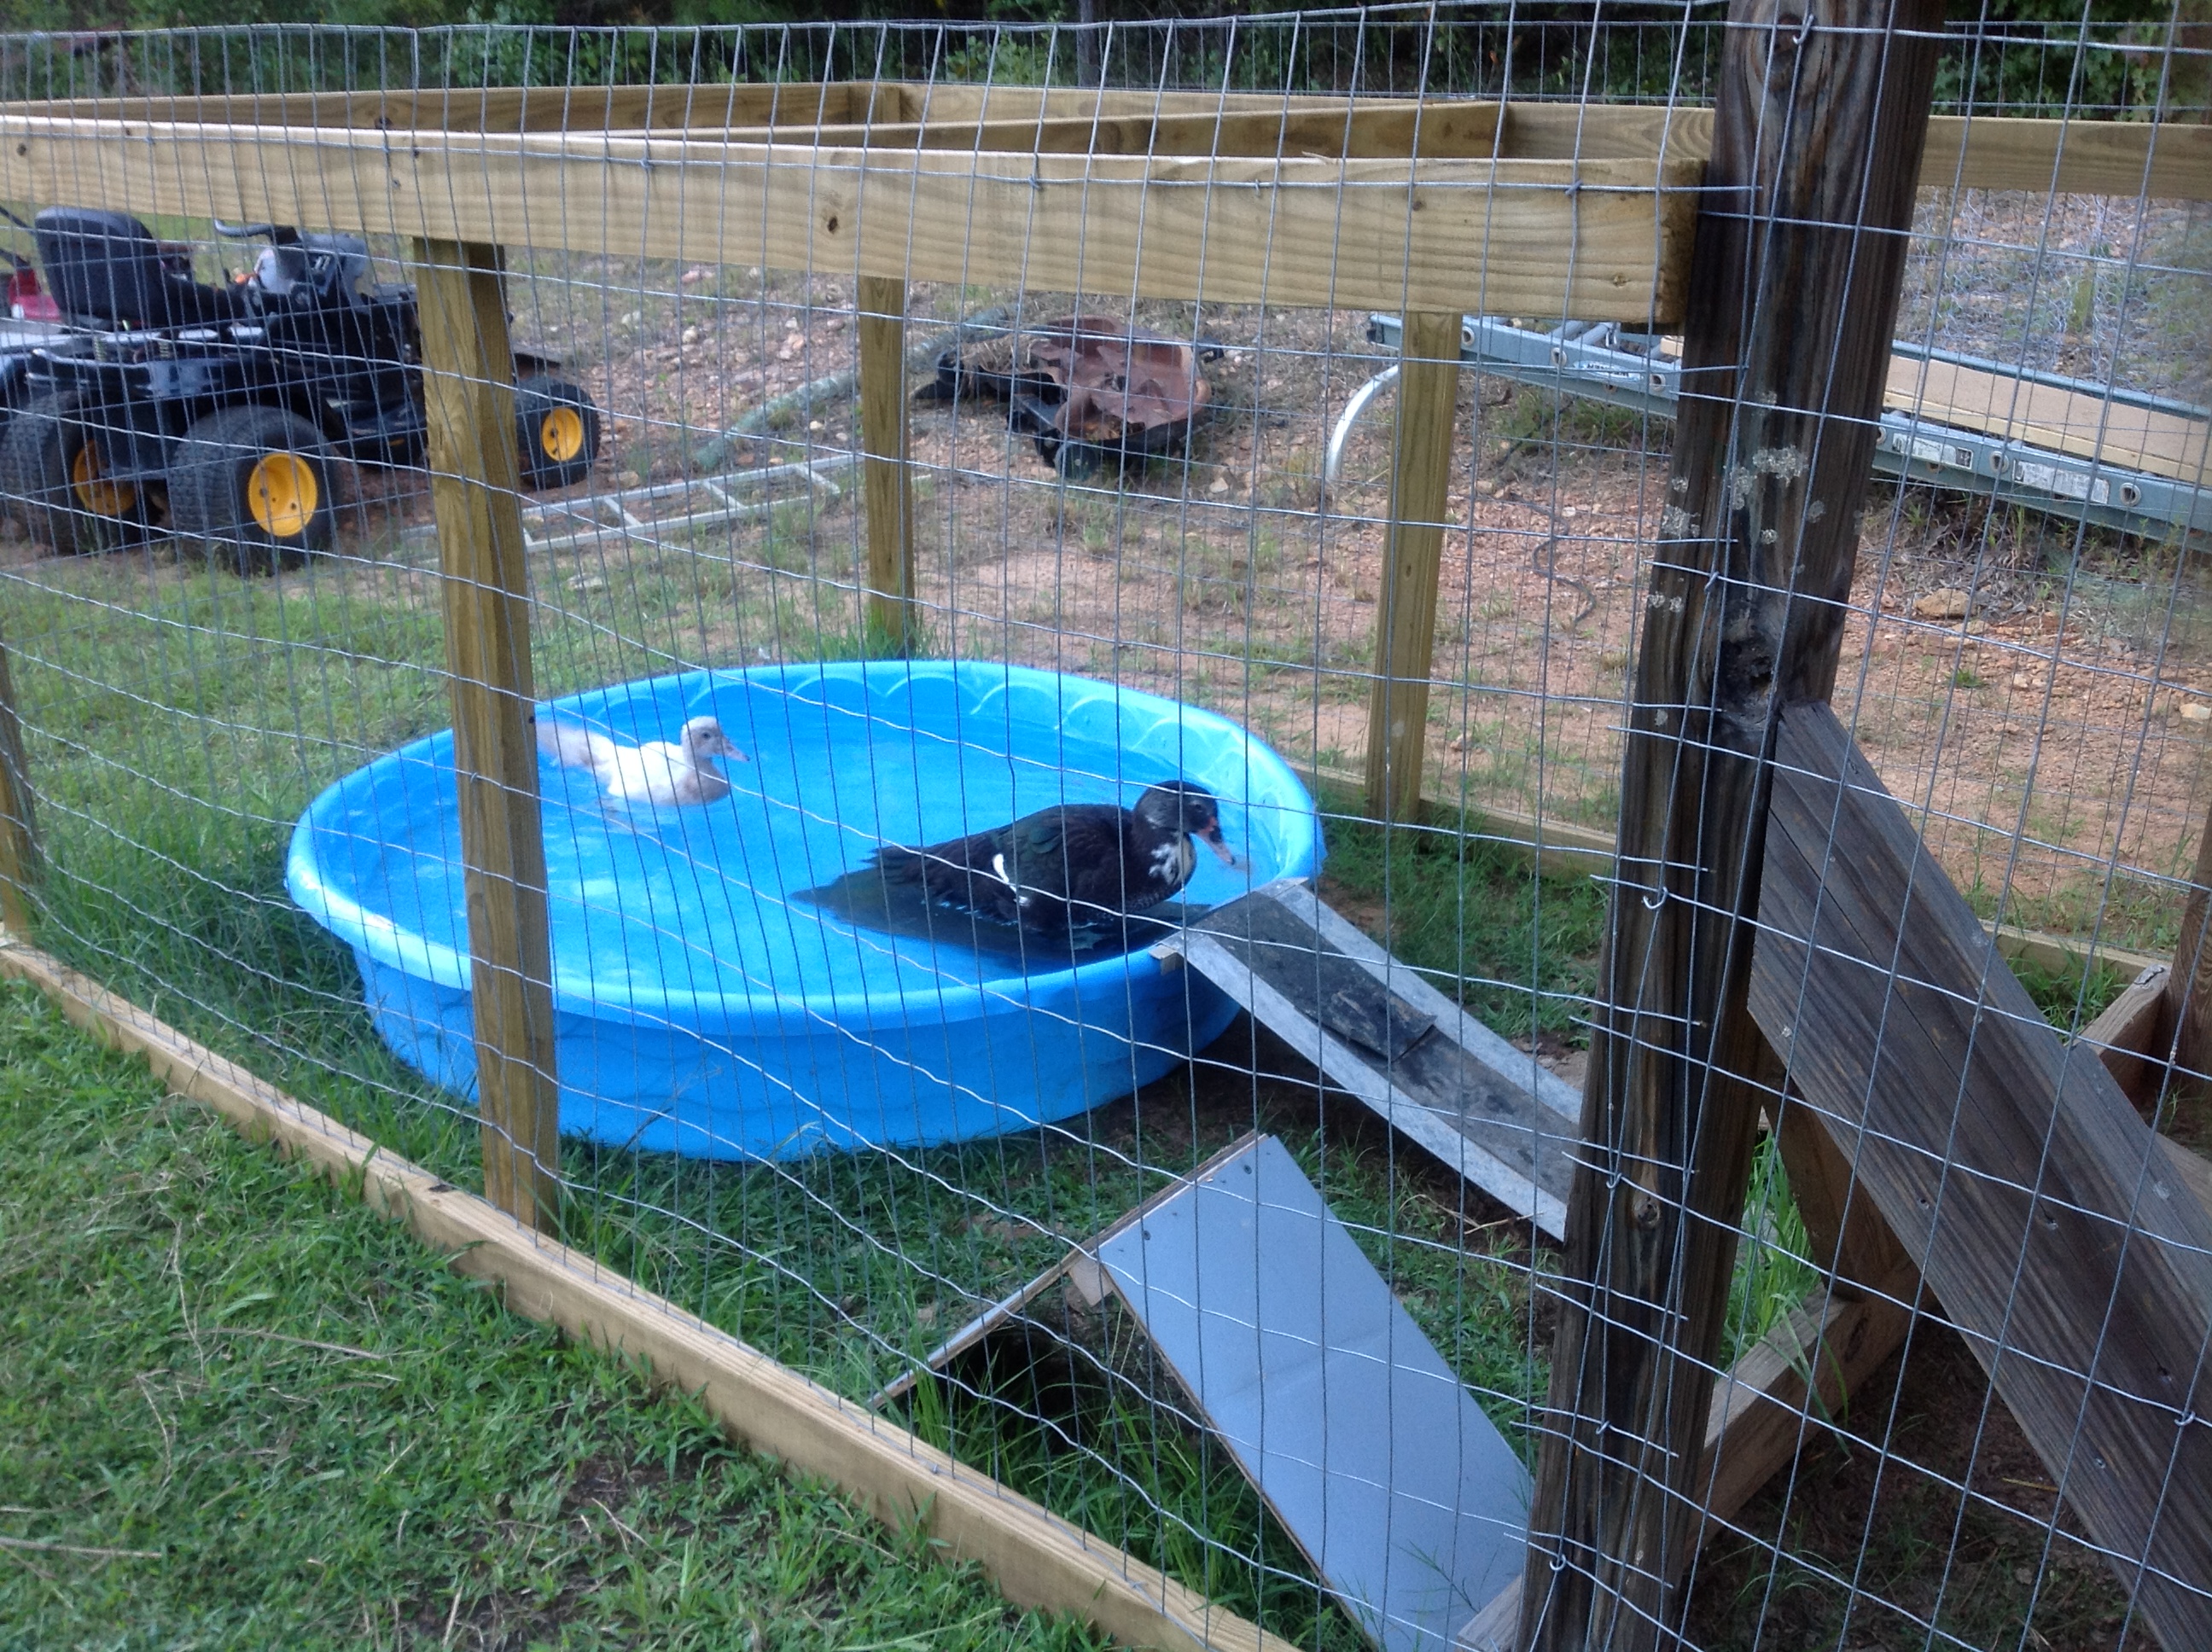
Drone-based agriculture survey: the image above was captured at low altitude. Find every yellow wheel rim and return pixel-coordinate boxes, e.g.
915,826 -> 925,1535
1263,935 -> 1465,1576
539,405 -> 585,465
247,451 -> 317,539
70,441 -> 137,518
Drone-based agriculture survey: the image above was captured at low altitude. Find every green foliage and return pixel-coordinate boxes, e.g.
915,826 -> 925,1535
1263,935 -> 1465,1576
2012,949 -> 2132,1033
1726,1133 -> 1820,1365
1934,0 -> 2203,119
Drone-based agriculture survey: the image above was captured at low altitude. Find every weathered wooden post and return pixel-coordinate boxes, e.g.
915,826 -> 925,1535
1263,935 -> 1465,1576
0,631 -> 39,936
1519,1 -> 1943,1645
411,237 -> 563,1233
1364,311 -> 1462,823
857,274 -> 917,654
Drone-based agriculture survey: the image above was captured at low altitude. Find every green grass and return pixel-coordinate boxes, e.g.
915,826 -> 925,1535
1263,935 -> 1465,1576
2011,951 -> 2131,1036
0,979 -> 1101,1652
1313,788 -> 1608,1045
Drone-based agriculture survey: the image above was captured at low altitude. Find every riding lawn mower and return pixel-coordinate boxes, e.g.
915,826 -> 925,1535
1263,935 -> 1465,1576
0,209 -> 600,574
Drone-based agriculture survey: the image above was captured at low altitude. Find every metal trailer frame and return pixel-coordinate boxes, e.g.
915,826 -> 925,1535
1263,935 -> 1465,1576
1334,313 -> 2211,546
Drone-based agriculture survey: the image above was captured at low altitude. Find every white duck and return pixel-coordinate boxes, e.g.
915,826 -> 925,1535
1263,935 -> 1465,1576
537,713 -> 748,806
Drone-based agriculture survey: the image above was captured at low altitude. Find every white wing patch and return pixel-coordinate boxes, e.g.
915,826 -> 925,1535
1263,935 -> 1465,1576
991,851 -> 1033,908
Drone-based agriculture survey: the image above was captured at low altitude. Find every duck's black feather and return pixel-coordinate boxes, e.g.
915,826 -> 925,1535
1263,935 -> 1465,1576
796,781 -> 1231,960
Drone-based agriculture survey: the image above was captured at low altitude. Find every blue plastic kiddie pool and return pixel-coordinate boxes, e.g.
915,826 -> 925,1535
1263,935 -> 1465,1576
287,661 -> 1321,1160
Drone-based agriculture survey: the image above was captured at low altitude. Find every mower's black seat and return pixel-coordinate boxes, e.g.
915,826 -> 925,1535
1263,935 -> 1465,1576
33,207 -> 242,331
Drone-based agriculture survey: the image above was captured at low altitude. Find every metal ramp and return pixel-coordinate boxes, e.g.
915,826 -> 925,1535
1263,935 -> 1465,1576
1155,879 -> 1581,1240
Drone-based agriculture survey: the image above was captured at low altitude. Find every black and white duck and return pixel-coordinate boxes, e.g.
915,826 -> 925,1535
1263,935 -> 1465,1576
800,779 -> 1236,952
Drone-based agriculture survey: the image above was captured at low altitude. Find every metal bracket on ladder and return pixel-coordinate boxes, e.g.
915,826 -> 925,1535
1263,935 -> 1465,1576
1153,878 -> 1583,1240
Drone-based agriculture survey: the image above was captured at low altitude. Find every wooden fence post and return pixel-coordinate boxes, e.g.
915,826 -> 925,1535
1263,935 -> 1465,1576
411,237 -> 563,1233
858,275 -> 917,654
1364,311 -> 1462,823
1519,2 -> 1944,1646
0,630 -> 38,936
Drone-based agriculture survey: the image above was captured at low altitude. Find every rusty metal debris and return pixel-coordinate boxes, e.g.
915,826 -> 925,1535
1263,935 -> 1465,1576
917,311 -> 1217,475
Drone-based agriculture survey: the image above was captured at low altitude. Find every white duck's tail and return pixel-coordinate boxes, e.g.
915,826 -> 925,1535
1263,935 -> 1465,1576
536,718 -> 615,774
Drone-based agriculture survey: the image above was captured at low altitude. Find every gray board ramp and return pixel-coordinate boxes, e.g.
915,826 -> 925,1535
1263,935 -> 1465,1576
1156,879 -> 1581,1239
1096,1135 -> 1531,1652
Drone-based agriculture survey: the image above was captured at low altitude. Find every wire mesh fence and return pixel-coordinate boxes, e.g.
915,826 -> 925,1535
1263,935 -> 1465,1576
0,5 -> 2208,1649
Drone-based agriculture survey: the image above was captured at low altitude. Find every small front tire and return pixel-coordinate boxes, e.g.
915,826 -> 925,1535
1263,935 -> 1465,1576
514,375 -> 600,492
170,404 -> 335,576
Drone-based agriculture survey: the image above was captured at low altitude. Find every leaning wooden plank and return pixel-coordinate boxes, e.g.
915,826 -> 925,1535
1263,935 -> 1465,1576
0,939 -> 1273,1652
1887,355 -> 2208,486
1176,893 -> 1575,1229
0,119 -> 1697,323
1750,699 -> 2212,1648
1268,880 -> 1583,1124
1170,917 -> 1572,1237
1514,104 -> 2212,200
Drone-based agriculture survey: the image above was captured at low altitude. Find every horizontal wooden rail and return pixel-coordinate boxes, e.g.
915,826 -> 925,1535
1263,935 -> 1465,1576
0,938 -> 1272,1652
719,102 -> 1509,159
0,115 -> 1695,323
8,84 -> 2202,200
1504,103 -> 2212,201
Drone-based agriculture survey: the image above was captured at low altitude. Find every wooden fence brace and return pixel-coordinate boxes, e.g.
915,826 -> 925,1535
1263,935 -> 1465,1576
1364,310 -> 1461,823
857,274 -> 917,654
1518,1 -> 1946,1647
0,628 -> 38,936
411,236 -> 562,1234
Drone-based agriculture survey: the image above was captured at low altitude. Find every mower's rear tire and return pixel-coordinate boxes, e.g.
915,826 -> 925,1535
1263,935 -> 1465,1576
171,404 -> 334,576
514,375 -> 600,492
0,391 -> 143,556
